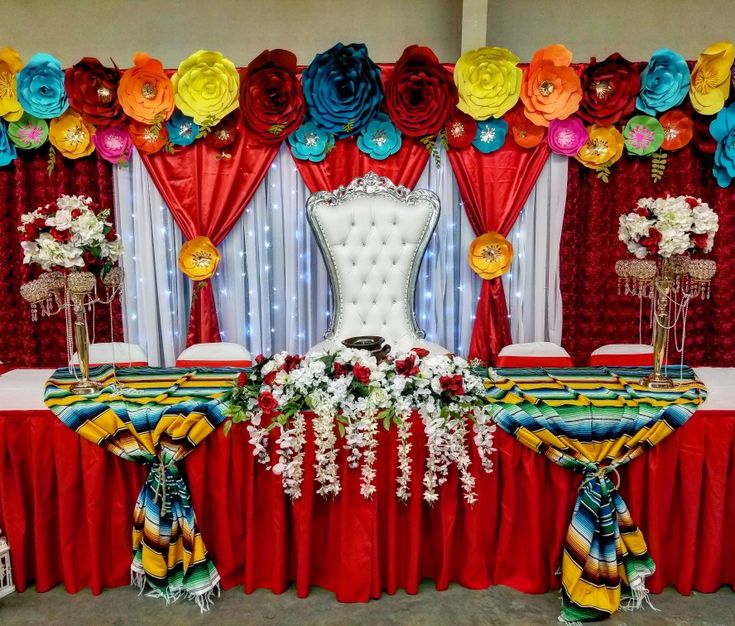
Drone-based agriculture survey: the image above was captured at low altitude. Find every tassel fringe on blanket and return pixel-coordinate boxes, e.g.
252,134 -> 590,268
131,566 -> 221,613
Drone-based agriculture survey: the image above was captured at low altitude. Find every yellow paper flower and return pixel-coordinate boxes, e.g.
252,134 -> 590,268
575,124 -> 624,170
689,41 -> 735,115
178,236 -> 221,281
454,47 -> 522,120
172,50 -> 240,127
0,47 -> 24,122
468,231 -> 513,280
49,110 -> 95,159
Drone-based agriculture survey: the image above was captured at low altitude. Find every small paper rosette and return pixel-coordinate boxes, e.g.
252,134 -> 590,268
575,124 -> 624,170
444,109 -> 477,148
710,103 -> 735,187
166,110 -> 200,147
288,120 -> 334,162
468,231 -> 513,279
454,47 -> 522,120
16,53 -> 68,119
7,113 -> 48,149
472,118 -> 508,153
117,53 -> 175,125
689,42 -> 735,115
178,236 -> 220,281
508,106 -> 545,148
0,47 -> 24,121
547,116 -> 588,156
660,110 -> 693,151
172,50 -> 240,127
0,121 -> 17,166
127,119 -> 168,154
623,115 -> 664,156
92,125 -> 132,164
302,43 -> 383,138
203,111 -> 239,150
637,48 -> 690,115
48,110 -> 95,159
356,113 -> 401,160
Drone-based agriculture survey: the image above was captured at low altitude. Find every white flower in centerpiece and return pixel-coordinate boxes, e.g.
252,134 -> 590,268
71,211 -> 105,244
100,238 -> 123,261
45,208 -> 74,231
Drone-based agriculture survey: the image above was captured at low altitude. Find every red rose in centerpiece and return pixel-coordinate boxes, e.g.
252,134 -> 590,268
640,228 -> 662,254
284,354 -> 302,372
257,391 -> 278,415
236,371 -> 248,387
411,347 -> 430,358
691,232 -> 709,249
240,49 -> 304,143
263,371 -> 277,386
333,362 -> 350,378
439,374 -> 465,396
352,363 -> 371,384
65,57 -> 124,125
578,53 -> 640,126
255,354 -> 265,364
395,354 -> 419,377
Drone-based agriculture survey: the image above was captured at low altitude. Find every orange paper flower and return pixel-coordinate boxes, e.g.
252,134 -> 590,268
660,110 -> 693,151
507,106 -> 545,148
117,53 -> 175,124
468,231 -> 513,280
127,119 -> 169,154
521,44 -> 582,127
48,110 -> 95,159
575,124 -> 624,170
178,236 -> 221,281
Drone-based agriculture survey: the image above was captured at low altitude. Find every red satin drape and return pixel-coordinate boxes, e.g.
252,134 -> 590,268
0,152 -> 122,368
448,142 -> 550,364
561,146 -> 735,366
138,128 -> 279,345
3,407 -> 733,599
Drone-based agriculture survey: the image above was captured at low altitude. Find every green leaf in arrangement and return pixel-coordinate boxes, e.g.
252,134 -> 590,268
268,123 -> 286,135
223,420 -> 232,436
342,119 -> 355,134
420,135 -> 441,168
47,146 -> 56,176
596,163 -> 611,184
651,150 -> 668,183
337,422 -> 346,437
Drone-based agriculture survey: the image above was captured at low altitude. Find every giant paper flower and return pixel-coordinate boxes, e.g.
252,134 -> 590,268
172,50 -> 239,127
454,47 -> 521,120
240,49 -> 304,143
92,125 -> 132,164
65,57 -> 123,125
468,231 -> 513,279
508,106 -> 545,148
16,53 -> 68,119
166,110 -> 200,146
203,110 -> 239,150
8,113 -> 48,149
472,118 -> 508,153
0,121 -> 17,167
444,109 -> 477,149
575,124 -> 624,170
547,116 -> 588,156
127,119 -> 168,154
117,53 -> 175,124
636,49 -> 690,115
710,103 -> 735,187
623,115 -> 664,155
0,47 -> 23,122
356,113 -> 401,159
288,120 -> 334,162
660,110 -> 693,151
578,53 -> 640,125
689,42 -> 735,115
385,45 -> 458,137
302,43 -> 383,138
521,45 -> 582,127
178,236 -> 220,281
49,110 -> 95,159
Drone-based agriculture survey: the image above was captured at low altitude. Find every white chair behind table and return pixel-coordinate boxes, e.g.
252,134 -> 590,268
496,341 -> 574,368
175,342 -> 252,368
590,343 -> 655,367
306,172 -> 447,356
71,342 -> 148,367
0,530 -> 15,599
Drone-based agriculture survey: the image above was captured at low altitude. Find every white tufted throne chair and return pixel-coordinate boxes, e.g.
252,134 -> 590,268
306,172 -> 447,356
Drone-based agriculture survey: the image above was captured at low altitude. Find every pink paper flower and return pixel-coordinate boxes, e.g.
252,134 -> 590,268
92,125 -> 132,164
547,116 -> 588,156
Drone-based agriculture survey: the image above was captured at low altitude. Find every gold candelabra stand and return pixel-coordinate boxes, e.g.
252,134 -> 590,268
20,267 -> 123,395
615,255 -> 716,389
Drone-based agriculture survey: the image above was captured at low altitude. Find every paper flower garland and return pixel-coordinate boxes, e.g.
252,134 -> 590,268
521,45 -> 582,127
454,47 -> 522,120
384,45 -> 458,137
127,119 -> 168,154
17,53 -> 68,119
660,110 -> 693,150
92,125 -> 132,163
472,119 -> 508,153
468,231 -> 513,279
710,103 -> 735,187
118,53 -> 175,124
623,115 -> 664,155
0,47 -> 23,122
575,124 -> 624,170
508,107 -> 545,148
302,43 -> 383,138
356,113 -> 401,159
7,113 -> 48,149
172,50 -> 239,127
547,116 -> 588,156
444,109 -> 477,148
0,122 -> 17,166
178,236 -> 220,281
240,49 -> 304,143
578,53 -> 640,126
689,42 -> 735,115
166,110 -> 200,147
49,110 -> 95,159
65,57 -> 123,125
636,49 -> 690,115
288,120 -> 334,162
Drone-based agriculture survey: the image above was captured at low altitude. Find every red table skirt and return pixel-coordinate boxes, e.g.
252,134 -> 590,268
1,409 -> 734,600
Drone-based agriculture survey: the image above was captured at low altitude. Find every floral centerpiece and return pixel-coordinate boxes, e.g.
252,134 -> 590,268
226,347 -> 496,504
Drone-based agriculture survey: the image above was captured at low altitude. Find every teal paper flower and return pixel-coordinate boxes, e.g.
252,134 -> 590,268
636,49 -> 690,115
356,113 -> 401,159
710,103 -> 735,187
16,53 -> 69,119
0,121 -> 17,167
472,118 -> 508,153
166,110 -> 200,146
288,120 -> 335,162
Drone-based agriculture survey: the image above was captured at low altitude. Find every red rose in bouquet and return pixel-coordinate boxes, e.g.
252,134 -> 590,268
385,45 -> 458,137
640,228 -> 662,254
411,347 -> 430,358
240,49 -> 304,143
263,370 -> 277,386
578,53 -> 640,126
352,363 -> 371,384
257,391 -> 279,415
236,371 -> 248,387
284,354 -> 303,372
691,232 -> 709,249
439,374 -> 465,396
333,362 -> 350,378
64,57 -> 124,125
395,354 -> 419,377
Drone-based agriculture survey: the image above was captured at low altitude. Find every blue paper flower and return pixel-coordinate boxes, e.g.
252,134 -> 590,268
472,119 -> 508,153
288,120 -> 335,162
636,49 -> 690,115
356,113 -> 401,160
166,110 -> 200,147
16,53 -> 69,119
0,121 -> 17,167
302,43 -> 383,138
710,103 -> 735,187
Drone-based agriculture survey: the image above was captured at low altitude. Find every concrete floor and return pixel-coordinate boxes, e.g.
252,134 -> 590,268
1,582 -> 734,626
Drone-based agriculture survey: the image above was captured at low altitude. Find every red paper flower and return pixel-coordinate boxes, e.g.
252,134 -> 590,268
660,109 -> 693,151
352,364 -> 371,384
439,374 -> 465,396
127,119 -> 168,154
385,45 -> 458,137
257,391 -> 278,414
578,53 -> 640,126
65,57 -> 124,125
444,109 -> 477,148
204,110 -> 239,150
395,354 -> 420,377
240,49 -> 304,143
